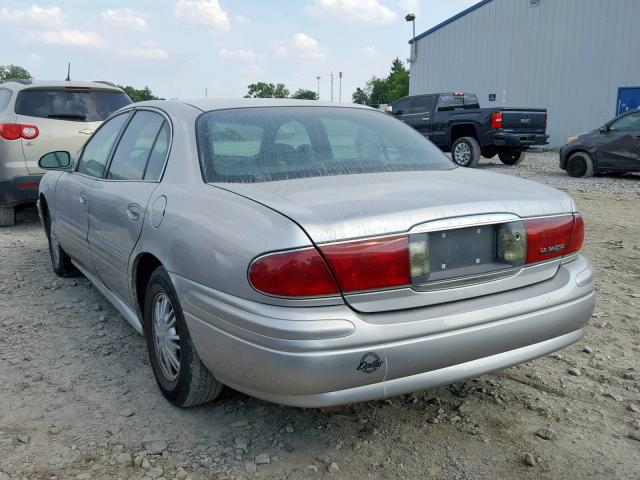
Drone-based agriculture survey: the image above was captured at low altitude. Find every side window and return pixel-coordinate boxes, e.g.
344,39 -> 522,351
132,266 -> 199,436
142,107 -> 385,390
76,113 -> 129,178
610,112 -> 640,132
106,111 -> 164,181
0,89 -> 12,111
410,95 -> 435,114
144,122 -> 170,181
393,98 -> 411,115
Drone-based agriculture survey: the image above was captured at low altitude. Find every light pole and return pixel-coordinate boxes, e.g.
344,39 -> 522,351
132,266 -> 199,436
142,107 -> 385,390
405,13 -> 416,62
338,72 -> 342,103
330,72 -> 334,102
316,75 -> 321,100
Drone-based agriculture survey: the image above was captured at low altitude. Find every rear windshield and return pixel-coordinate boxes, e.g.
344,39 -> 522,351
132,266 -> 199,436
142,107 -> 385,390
437,93 -> 480,111
15,88 -> 132,122
197,106 -> 454,183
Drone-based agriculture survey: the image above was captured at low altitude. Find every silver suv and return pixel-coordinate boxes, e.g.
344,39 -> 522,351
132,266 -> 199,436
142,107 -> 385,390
0,79 -> 131,226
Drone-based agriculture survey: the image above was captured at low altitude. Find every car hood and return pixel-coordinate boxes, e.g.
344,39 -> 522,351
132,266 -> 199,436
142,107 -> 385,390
212,169 -> 575,243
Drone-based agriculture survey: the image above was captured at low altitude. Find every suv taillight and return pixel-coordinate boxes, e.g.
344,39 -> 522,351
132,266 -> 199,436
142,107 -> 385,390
0,123 -> 39,140
490,112 -> 503,129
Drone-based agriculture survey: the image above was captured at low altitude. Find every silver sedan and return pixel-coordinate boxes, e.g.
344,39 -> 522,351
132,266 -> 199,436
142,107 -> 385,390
36,99 -> 595,408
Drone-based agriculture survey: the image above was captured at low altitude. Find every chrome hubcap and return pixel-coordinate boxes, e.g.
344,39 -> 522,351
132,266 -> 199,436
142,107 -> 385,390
454,143 -> 471,165
152,293 -> 180,381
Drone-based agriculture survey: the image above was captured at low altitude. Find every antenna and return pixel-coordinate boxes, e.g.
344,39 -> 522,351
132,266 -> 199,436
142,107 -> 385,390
65,62 -> 71,81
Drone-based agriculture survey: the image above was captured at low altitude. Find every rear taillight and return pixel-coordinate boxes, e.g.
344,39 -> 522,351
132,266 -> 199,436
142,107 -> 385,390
248,247 -> 339,297
0,123 -> 39,140
523,213 -> 584,264
320,236 -> 410,293
490,112 -> 503,129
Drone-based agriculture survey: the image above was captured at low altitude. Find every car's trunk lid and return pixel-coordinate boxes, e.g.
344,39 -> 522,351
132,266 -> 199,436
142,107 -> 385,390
214,168 -> 574,312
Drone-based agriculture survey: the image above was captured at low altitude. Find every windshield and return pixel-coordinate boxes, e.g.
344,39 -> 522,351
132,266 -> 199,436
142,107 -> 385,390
15,88 -> 132,122
196,106 -> 454,183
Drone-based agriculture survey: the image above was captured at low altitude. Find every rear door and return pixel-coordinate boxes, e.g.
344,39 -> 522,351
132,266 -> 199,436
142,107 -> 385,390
597,111 -> 640,171
55,112 -> 131,273
88,109 -> 170,304
403,95 -> 436,138
14,87 -> 131,174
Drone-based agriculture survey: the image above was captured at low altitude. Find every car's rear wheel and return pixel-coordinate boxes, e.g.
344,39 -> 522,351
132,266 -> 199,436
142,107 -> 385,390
451,137 -> 481,168
498,150 -> 527,165
0,206 -> 16,227
566,152 -> 594,178
45,215 -> 78,277
144,266 -> 222,407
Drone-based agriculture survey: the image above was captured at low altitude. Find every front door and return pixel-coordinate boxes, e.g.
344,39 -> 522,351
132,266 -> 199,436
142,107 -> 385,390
54,112 -> 131,273
617,87 -> 640,115
597,111 -> 640,171
89,110 -> 169,304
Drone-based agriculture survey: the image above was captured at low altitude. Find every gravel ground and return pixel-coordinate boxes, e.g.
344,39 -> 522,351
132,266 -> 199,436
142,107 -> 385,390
1,152 -> 639,480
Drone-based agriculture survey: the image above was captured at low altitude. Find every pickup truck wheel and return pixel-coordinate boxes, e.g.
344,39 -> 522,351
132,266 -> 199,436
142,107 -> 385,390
498,150 -> 527,165
566,152 -> 594,178
144,266 -> 223,407
0,207 -> 16,227
451,137 -> 481,168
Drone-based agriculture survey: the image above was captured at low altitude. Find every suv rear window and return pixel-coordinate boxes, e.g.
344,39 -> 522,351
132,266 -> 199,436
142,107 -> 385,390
196,106 -> 454,183
437,93 -> 480,111
15,88 -> 131,122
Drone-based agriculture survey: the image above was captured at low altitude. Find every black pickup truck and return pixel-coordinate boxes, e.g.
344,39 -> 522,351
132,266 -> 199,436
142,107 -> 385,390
388,92 -> 548,167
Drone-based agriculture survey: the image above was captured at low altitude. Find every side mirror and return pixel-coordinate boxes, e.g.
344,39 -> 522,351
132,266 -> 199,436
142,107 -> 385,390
394,109 -> 403,116
38,151 -> 71,169
600,125 -> 610,134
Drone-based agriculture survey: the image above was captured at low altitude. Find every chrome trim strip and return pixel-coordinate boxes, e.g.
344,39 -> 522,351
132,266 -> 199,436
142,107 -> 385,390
412,267 -> 520,292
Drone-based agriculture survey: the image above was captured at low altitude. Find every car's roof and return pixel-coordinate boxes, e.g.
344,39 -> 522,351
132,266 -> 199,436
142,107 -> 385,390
0,79 -> 124,92
134,98 -> 375,112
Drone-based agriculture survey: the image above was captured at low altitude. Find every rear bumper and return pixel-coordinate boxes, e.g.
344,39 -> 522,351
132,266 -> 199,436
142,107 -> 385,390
492,132 -> 549,148
173,255 -> 594,408
0,175 -> 42,207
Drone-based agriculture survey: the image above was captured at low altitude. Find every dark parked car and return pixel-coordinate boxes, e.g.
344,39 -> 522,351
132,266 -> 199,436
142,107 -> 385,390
560,109 -> 640,177
388,92 -> 548,168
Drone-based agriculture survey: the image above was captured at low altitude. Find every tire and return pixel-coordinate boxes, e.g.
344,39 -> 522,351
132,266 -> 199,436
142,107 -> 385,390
498,150 -> 527,165
0,206 -> 16,227
566,152 -> 595,178
144,266 -> 222,407
46,217 -> 78,277
482,147 -> 497,159
451,137 -> 481,168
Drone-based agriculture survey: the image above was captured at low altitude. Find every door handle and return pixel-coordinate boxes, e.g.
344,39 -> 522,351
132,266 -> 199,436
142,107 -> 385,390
78,192 -> 87,205
422,117 -> 430,121
126,204 -> 141,221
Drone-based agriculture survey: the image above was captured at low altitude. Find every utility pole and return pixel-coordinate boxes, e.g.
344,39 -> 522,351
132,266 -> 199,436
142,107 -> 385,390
330,72 -> 334,102
65,62 -> 71,81
316,76 -> 321,100
205,87 -> 208,99
338,72 -> 343,103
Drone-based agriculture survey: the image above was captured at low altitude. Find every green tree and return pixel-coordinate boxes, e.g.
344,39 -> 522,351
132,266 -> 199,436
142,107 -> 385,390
245,82 -> 290,98
386,57 -> 409,102
0,65 -> 32,82
117,85 -> 159,102
291,88 -> 318,100
351,58 -> 409,106
352,87 -> 369,104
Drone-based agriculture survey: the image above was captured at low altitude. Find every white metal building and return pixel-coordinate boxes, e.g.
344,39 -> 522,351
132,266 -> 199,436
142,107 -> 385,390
408,0 -> 640,146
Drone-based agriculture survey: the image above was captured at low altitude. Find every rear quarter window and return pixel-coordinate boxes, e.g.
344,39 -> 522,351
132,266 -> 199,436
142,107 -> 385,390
15,89 -> 131,122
